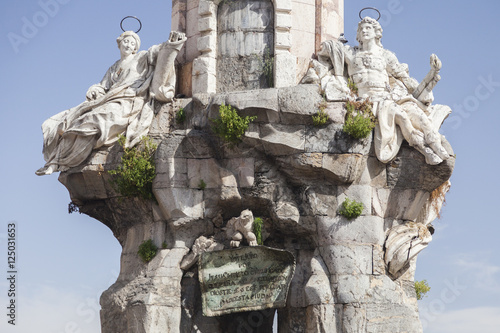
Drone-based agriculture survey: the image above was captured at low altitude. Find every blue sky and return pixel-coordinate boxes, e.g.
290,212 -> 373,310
1,0 -> 499,332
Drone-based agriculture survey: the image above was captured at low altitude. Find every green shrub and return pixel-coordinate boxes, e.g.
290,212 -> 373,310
343,100 -> 376,139
312,100 -> 329,127
162,241 -> 168,249
138,239 -> 158,263
339,198 -> 364,219
176,107 -> 185,124
109,135 -> 157,201
198,179 -> 207,190
211,104 -> 256,146
253,217 -> 264,245
415,280 -> 431,300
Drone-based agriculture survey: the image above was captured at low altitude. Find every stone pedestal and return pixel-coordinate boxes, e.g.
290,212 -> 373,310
60,85 -> 454,332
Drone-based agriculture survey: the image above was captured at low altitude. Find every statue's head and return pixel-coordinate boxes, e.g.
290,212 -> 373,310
116,31 -> 141,54
240,209 -> 254,222
356,17 -> 383,47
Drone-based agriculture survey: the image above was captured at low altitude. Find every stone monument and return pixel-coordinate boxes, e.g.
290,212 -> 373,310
38,2 -> 455,332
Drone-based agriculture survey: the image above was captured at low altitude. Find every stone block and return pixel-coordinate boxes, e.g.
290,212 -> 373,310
365,303 -> 421,333
372,188 -> 429,221
305,304 -> 337,333
225,88 -> 280,115
198,0 -> 215,16
276,13 -> 292,30
323,153 -> 363,184
186,7 -> 199,38
192,71 -> 216,94
193,56 -> 216,75
372,244 -> 385,275
155,158 -> 188,188
278,84 -> 322,123
302,185 -> 338,216
357,156 -> 386,187
337,184 -> 372,216
275,0 -> 292,12
197,34 -> 216,53
187,158 -> 237,189
198,16 -> 217,32
153,187 -> 204,220
319,244 -> 373,275
225,158 -> 255,187
317,215 -> 385,246
252,123 -> 306,156
275,51 -> 296,87
342,303 -> 367,333
335,274 -> 370,304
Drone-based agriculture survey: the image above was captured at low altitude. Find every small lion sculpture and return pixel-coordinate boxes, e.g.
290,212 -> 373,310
225,209 -> 258,247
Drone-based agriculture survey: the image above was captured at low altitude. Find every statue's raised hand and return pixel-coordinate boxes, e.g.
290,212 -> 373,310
430,54 -> 442,72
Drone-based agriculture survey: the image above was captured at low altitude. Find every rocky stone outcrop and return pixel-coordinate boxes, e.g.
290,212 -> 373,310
59,84 -> 454,332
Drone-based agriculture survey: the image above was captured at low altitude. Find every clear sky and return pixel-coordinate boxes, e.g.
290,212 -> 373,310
1,0 -> 499,332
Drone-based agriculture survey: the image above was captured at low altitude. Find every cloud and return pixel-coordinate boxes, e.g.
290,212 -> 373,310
1,284 -> 102,333
424,307 -> 500,333
453,252 -> 500,293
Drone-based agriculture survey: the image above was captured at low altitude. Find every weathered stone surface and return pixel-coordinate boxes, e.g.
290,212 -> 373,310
317,215 -> 385,246
57,89 -> 453,333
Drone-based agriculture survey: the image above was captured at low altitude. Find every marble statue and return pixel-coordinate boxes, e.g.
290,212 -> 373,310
36,30 -> 186,176
305,17 -> 451,165
225,209 -> 258,247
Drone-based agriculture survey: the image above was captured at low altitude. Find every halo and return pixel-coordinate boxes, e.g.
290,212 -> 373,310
359,7 -> 381,21
120,16 -> 142,33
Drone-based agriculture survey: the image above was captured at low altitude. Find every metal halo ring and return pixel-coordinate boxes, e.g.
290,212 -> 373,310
359,7 -> 381,21
120,16 -> 142,33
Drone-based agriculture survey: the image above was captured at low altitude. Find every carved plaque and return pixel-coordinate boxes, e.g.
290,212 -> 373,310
199,246 -> 295,317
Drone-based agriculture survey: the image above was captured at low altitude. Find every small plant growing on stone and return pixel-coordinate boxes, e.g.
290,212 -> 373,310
253,217 -> 264,245
414,280 -> 431,300
176,107 -> 185,124
343,100 -> 376,139
198,179 -> 207,190
348,78 -> 358,96
109,135 -> 157,201
138,239 -> 158,263
339,198 -> 364,219
312,100 -> 329,127
162,241 -> 168,249
211,104 -> 257,146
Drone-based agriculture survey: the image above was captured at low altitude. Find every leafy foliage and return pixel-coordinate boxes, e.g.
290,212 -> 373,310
109,135 -> 157,201
138,239 -> 158,263
211,104 -> 257,146
312,101 -> 329,127
253,217 -> 264,245
415,280 -> 431,300
339,198 -> 364,219
198,179 -> 207,190
176,107 -> 186,124
343,100 -> 376,139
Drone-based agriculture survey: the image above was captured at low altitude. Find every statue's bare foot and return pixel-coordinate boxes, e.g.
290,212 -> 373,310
421,147 -> 443,165
35,165 -> 57,176
230,240 -> 241,248
429,141 -> 450,160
